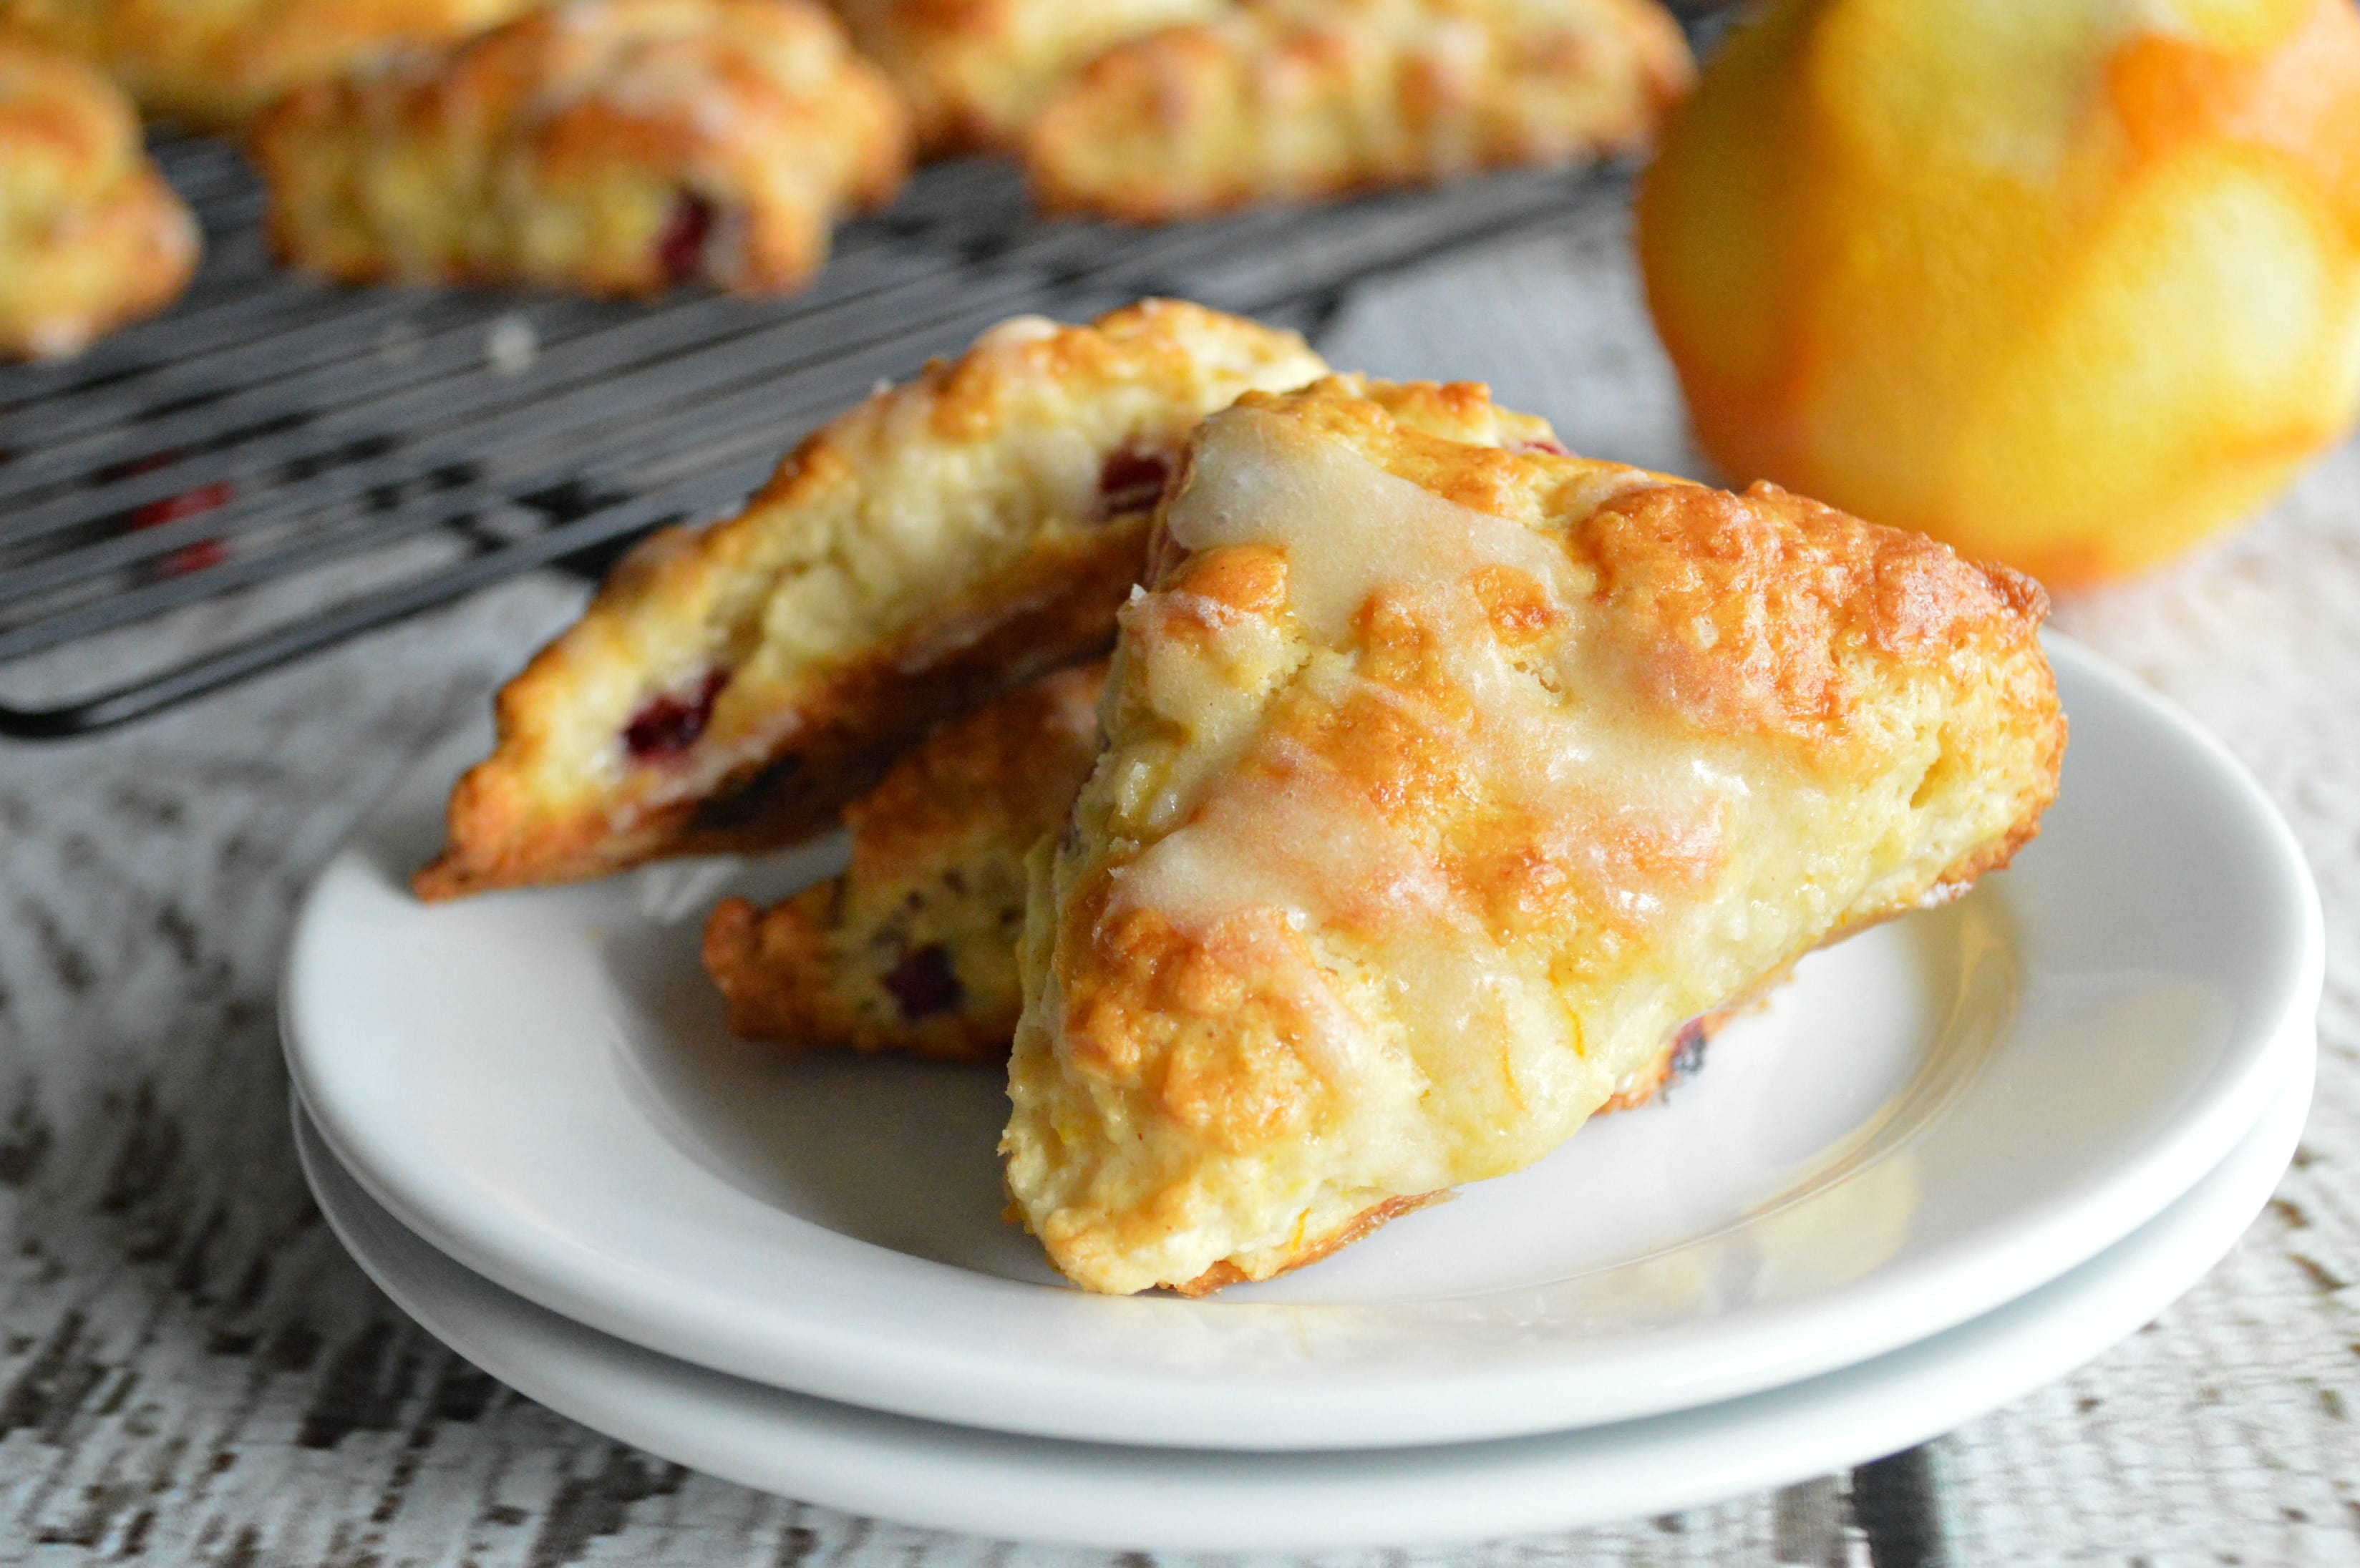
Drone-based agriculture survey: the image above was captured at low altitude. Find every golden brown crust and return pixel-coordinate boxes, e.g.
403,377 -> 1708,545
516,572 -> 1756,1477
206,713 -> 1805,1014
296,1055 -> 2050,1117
1170,1189 -> 1445,1295
1004,376 -> 2064,1295
416,300 -> 1327,900
1,0 -> 538,127
830,0 -> 1224,154
703,662 -> 1107,1061
1024,0 -> 1694,222
250,0 -> 909,298
1570,479 -> 2058,751
0,34 -> 197,359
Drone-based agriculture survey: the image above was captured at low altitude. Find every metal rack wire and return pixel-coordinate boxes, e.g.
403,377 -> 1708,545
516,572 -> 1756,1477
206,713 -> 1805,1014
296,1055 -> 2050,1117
0,137 -> 1632,739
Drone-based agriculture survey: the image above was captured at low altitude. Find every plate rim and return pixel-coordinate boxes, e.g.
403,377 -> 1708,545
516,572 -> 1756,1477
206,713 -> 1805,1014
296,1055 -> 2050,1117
291,1038 -> 2315,1550
281,632 -> 2326,1450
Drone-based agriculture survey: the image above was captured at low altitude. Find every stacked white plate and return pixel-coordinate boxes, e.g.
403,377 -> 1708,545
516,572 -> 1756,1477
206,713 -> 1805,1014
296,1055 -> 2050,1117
282,636 -> 2322,1550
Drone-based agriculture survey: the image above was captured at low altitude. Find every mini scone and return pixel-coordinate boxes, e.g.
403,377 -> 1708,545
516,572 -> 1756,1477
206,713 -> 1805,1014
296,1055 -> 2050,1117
705,661 -> 1108,1063
251,0 -> 911,298
703,645 -> 1744,1086
831,0 -> 1224,155
1004,378 -> 2065,1296
0,34 -> 197,359
415,300 -> 1329,900
0,0 -> 536,129
1024,0 -> 1694,222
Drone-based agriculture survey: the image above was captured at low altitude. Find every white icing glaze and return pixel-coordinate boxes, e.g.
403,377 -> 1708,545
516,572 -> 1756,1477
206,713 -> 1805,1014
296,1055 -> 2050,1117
1160,406 -> 1574,644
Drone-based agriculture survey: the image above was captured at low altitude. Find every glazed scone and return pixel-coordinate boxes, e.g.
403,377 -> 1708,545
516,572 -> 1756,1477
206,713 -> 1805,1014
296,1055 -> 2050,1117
1025,0 -> 1693,222
0,0 -> 535,128
251,0 -> 911,298
0,34 -> 197,359
705,661 -> 1107,1062
831,0 -> 1223,155
1004,378 -> 2065,1295
416,300 -> 1329,900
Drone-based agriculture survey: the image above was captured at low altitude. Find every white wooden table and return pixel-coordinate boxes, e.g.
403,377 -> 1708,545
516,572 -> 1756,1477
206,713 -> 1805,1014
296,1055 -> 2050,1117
2,205 -> 2354,1567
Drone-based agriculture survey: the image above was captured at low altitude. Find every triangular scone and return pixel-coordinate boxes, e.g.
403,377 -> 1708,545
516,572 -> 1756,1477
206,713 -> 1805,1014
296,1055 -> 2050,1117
1023,0 -> 1693,223
705,662 -> 1108,1063
417,301 -> 1327,899
1004,379 -> 2064,1295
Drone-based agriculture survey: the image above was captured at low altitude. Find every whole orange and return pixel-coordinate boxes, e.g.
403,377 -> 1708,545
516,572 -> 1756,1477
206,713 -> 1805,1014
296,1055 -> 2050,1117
1636,0 -> 2360,587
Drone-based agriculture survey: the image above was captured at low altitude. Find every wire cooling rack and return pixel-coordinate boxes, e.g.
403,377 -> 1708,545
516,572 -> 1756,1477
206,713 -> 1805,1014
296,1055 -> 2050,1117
0,138 -> 1634,739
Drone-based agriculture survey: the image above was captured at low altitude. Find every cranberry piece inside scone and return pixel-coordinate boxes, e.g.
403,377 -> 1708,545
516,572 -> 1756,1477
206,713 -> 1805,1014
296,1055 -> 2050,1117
1668,1016 -> 1710,1079
882,943 -> 963,1022
1512,437 -> 1570,457
623,669 -> 730,762
656,193 -> 718,285
1096,447 -> 1172,517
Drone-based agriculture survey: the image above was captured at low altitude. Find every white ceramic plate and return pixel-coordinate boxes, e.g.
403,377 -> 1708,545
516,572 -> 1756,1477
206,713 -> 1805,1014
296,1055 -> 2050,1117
282,636 -> 2323,1450
298,1041 -> 2312,1550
